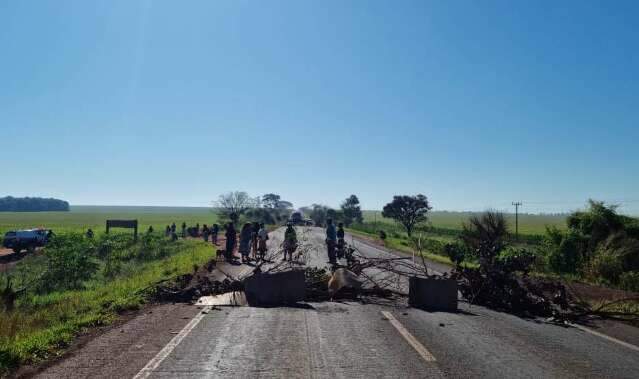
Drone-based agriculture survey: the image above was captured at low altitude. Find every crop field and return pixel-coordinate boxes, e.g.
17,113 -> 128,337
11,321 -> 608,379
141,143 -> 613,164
362,210 -> 567,236
0,206 -> 219,372
0,206 -> 218,236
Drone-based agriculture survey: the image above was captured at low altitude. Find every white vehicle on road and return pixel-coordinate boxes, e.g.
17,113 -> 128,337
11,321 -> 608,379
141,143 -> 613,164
2,228 -> 52,254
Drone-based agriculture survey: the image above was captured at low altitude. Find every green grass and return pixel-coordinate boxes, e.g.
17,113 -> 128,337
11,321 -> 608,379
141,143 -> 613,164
347,228 -> 477,268
362,210 -> 567,236
0,205 -> 218,236
0,238 -> 214,373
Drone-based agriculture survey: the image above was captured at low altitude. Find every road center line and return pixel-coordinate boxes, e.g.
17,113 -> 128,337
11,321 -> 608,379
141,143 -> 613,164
381,311 -> 436,362
569,323 -> 639,353
133,306 -> 212,379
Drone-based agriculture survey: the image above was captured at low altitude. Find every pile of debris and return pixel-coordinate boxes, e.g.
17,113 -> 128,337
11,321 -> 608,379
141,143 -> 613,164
146,260 -> 243,303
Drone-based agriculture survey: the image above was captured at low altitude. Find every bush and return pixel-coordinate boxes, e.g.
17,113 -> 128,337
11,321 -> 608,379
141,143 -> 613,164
38,234 -> 99,292
378,230 -> 387,240
546,232 -> 583,274
588,250 -> 623,284
498,247 -> 536,274
619,272 -> 639,292
444,242 -> 467,265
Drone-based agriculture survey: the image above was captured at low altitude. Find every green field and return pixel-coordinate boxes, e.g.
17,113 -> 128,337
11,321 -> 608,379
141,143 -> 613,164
362,210 -> 567,236
0,206 -> 567,237
0,206 -> 221,373
0,205 -> 219,236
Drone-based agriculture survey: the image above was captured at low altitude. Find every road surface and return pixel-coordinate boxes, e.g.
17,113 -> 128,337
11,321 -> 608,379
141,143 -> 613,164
131,227 -> 639,379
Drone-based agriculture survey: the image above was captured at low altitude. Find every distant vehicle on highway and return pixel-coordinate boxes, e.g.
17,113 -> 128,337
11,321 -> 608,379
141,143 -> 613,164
289,212 -> 303,225
288,212 -> 313,226
2,228 -> 52,254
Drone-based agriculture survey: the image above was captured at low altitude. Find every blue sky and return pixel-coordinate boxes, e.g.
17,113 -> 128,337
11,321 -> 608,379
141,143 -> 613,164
1,1 -> 638,214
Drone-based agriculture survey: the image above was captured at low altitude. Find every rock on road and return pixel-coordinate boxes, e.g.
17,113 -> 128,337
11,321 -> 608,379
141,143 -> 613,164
35,227 -> 639,378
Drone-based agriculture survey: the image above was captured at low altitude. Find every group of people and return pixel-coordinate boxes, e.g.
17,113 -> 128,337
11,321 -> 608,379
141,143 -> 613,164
162,222 -> 220,244
325,219 -> 346,265
224,222 -> 269,263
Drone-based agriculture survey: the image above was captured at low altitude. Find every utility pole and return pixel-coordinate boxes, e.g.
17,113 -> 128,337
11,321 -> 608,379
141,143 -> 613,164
512,201 -> 522,240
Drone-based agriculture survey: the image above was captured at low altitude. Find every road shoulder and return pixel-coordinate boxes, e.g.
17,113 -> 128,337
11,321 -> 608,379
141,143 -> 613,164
19,303 -> 201,379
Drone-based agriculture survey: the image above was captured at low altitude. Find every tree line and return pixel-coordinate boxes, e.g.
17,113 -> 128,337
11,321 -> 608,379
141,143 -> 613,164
0,196 -> 70,212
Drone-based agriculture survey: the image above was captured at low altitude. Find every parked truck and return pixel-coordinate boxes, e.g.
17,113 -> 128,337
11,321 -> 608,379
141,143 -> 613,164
2,228 -> 52,254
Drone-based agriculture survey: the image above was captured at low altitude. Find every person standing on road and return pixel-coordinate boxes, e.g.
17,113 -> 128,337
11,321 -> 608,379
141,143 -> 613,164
326,219 -> 337,264
211,224 -> 219,245
283,223 -> 297,261
202,224 -> 209,242
337,222 -> 345,259
239,223 -> 252,263
257,223 -> 268,260
251,222 -> 259,260
224,223 -> 237,262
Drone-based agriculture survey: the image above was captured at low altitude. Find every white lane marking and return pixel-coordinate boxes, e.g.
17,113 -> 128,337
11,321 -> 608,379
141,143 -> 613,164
381,311 -> 436,362
569,323 -> 639,353
133,306 -> 212,379
351,237 -> 443,275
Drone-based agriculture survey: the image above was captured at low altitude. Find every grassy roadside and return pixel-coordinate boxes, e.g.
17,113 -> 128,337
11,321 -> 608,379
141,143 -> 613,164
346,228 -> 477,268
0,239 -> 214,374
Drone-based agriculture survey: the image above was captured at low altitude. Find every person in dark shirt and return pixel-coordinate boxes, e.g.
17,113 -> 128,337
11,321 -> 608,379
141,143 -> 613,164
251,222 -> 260,260
211,224 -> 219,245
337,222 -> 345,259
224,223 -> 237,262
326,219 -> 337,264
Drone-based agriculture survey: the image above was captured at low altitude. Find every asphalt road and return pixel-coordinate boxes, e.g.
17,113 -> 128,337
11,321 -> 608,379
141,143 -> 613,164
137,227 -> 639,379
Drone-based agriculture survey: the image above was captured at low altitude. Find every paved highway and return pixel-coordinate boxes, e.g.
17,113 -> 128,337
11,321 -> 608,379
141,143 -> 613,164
135,227 -> 639,379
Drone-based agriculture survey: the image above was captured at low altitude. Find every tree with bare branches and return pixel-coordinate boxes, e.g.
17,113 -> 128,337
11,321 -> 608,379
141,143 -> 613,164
215,191 -> 258,225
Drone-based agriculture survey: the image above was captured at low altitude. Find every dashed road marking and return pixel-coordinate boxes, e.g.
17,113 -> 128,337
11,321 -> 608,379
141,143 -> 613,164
133,306 -> 212,379
569,323 -> 639,353
381,311 -> 436,362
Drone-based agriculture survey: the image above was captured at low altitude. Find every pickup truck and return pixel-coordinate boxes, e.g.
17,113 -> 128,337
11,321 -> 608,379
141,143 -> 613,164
2,228 -> 52,254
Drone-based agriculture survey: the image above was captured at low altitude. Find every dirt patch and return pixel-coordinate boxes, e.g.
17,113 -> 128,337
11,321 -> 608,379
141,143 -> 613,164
564,281 -> 639,303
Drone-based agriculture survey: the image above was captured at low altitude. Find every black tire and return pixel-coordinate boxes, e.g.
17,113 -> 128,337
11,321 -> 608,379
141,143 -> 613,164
13,247 -> 21,254
27,245 -> 36,254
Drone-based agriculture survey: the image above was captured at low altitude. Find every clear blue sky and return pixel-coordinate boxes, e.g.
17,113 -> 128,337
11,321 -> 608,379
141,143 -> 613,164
1,1 -> 638,214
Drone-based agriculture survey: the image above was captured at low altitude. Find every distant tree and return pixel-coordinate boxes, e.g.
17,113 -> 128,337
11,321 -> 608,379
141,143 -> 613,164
215,191 -> 258,225
309,204 -> 329,226
262,194 -> 281,209
276,200 -> 293,210
254,194 -> 293,224
262,193 -> 293,210
245,207 -> 276,225
341,194 -> 363,227
381,194 -> 432,237
0,196 -> 69,212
